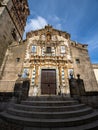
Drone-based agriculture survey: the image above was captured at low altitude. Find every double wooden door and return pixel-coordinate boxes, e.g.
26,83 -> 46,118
41,69 -> 56,95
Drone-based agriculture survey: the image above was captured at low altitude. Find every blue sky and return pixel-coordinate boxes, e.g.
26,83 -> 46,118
24,0 -> 98,63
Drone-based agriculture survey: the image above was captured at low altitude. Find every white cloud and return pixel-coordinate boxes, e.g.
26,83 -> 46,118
25,16 -> 48,32
84,34 -> 98,63
23,16 -> 48,39
23,15 -> 62,39
55,23 -> 62,30
48,15 -> 60,22
47,15 -> 62,30
53,15 -> 60,21
84,34 -> 98,51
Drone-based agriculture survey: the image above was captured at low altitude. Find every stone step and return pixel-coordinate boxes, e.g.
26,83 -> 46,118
1,96 -> 98,129
27,96 -> 74,101
21,100 -> 79,106
7,107 -> 93,119
24,120 -> 98,130
13,103 -> 87,112
1,111 -> 98,127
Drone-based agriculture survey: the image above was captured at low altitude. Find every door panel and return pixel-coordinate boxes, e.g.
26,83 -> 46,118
41,69 -> 56,94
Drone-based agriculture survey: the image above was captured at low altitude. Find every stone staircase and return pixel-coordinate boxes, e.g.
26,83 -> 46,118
0,96 -> 98,129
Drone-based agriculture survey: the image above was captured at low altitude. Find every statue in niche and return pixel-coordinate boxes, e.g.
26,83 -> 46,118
47,34 -> 51,41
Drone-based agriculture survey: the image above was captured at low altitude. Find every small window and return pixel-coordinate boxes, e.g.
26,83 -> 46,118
71,42 -> 73,45
16,57 -> 20,62
22,68 -> 29,78
32,46 -> 36,53
46,47 -> 51,53
76,59 -> 80,64
61,46 -> 65,53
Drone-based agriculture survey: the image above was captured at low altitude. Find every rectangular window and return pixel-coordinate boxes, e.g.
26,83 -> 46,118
16,57 -> 20,62
32,46 -> 36,53
61,46 -> 65,53
76,59 -> 80,64
22,68 -> 29,78
46,47 -> 51,53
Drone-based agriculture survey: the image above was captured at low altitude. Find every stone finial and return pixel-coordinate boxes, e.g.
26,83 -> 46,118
26,72 -> 29,77
18,73 -> 22,78
77,74 -> 80,79
70,73 -> 73,79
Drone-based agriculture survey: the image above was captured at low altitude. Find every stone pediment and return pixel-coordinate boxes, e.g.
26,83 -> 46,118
26,25 -> 70,40
26,25 -> 70,48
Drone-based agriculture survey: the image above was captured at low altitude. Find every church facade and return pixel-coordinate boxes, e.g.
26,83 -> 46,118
0,25 -> 98,96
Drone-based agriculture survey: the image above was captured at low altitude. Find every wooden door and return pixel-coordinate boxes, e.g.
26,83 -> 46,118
41,69 -> 56,95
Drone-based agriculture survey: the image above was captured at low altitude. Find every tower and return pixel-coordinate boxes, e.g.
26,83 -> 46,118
0,0 -> 29,67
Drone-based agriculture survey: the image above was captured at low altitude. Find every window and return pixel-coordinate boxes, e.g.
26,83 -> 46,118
46,47 -> 51,53
16,57 -> 20,62
71,42 -> 73,45
32,46 -> 36,53
61,46 -> 65,53
76,59 -> 80,64
22,68 -> 29,78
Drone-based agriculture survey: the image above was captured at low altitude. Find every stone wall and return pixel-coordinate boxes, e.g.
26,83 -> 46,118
0,41 -> 27,92
70,42 -> 98,92
0,0 -> 29,67
92,64 -> 98,84
0,25 -> 98,94
80,95 -> 98,108
0,0 -> 20,67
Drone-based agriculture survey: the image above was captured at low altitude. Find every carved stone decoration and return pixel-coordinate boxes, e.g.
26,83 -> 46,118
2,25 -> 97,95
52,35 -> 57,41
61,46 -> 66,53
41,34 -> 46,41
46,33 -> 51,42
